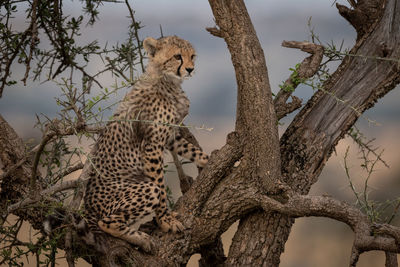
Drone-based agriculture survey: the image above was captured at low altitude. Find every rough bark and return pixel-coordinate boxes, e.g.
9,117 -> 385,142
385,251 -> 398,267
207,0 -> 281,193
206,2 -> 284,266
227,0 -> 400,265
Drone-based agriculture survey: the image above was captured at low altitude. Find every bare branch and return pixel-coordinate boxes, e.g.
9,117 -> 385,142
385,251 -> 398,267
125,0 -> 145,73
179,131 -> 242,214
8,178 -> 85,213
206,27 -> 224,38
336,0 -> 384,39
270,1 -> 400,262
29,121 -> 101,195
30,133 -> 52,195
373,223 -> 400,245
170,151 -> 192,194
106,56 -> 131,82
348,126 -> 390,168
349,245 -> 360,267
65,229 -> 75,267
276,95 -> 302,120
274,41 -> 324,119
252,191 -> 400,254
22,0 -> 39,85
57,162 -> 84,180
0,30 -> 30,98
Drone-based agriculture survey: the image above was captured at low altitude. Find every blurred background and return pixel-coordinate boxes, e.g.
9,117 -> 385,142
1,0 -> 399,266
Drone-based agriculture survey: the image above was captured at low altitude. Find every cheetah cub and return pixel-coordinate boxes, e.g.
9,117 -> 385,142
84,36 -> 208,252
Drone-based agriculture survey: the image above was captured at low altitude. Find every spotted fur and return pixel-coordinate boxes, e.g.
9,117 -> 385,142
84,36 -> 208,252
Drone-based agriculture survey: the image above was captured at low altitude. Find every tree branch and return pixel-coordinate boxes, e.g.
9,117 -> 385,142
253,0 -> 400,263
7,178 -> 86,213
206,27 -> 224,38
385,251 -> 398,267
373,223 -> 400,245
251,192 -> 400,254
208,0 -> 280,194
169,126 -> 203,195
281,0 -> 400,194
2,1 -> 400,266
170,151 -> 192,194
21,0 -> 39,86
276,95 -> 303,120
56,162 -> 84,181
274,41 -> 324,120
30,133 -> 52,195
349,244 -> 360,267
336,0 -> 384,39
125,0 -> 145,73
178,131 -> 242,215
0,26 -> 31,98
29,120 -> 100,196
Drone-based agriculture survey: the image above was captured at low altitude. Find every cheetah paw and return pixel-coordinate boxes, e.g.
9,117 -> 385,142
135,233 -> 156,254
158,212 -> 184,233
197,155 -> 209,168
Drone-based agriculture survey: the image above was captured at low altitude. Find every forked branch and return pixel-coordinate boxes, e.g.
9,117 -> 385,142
336,0 -> 384,39
274,41 -> 324,120
251,191 -> 400,254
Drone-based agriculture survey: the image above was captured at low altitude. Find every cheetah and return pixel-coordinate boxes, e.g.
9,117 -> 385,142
83,36 -> 209,252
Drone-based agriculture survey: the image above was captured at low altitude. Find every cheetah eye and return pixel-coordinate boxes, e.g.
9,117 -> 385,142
174,54 -> 182,60
191,54 -> 196,60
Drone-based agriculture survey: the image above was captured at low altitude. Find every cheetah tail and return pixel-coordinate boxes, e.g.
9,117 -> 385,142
43,210 -> 108,254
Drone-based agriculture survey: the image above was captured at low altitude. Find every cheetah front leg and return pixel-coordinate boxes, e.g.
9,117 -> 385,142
142,141 -> 184,233
167,133 -> 209,168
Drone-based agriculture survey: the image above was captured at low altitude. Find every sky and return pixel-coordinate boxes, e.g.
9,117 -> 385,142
0,0 -> 359,138
1,1 -> 399,266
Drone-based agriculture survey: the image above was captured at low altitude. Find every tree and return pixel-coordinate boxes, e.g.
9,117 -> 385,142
1,0 -> 400,266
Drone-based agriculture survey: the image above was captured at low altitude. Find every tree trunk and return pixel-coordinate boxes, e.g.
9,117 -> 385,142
225,0 -> 400,265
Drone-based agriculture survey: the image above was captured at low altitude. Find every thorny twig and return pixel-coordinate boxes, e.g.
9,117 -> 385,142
348,126 -> 390,168
8,177 -> 87,213
125,0 -> 145,73
343,126 -> 399,224
22,0 -> 39,85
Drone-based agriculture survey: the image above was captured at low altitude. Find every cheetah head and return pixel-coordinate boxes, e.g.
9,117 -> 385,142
143,36 -> 196,80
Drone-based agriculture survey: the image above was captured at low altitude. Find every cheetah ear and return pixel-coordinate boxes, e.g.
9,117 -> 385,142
143,37 -> 158,57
